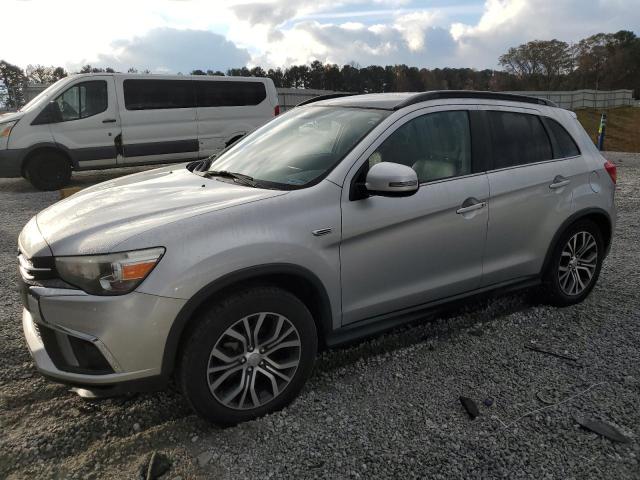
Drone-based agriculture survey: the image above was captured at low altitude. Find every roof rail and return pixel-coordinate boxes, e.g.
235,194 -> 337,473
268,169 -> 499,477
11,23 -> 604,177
393,90 -> 558,110
296,93 -> 356,107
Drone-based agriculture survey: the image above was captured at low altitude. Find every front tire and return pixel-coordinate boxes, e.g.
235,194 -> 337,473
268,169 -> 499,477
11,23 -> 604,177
24,150 -> 72,191
542,220 -> 604,306
178,286 -> 317,425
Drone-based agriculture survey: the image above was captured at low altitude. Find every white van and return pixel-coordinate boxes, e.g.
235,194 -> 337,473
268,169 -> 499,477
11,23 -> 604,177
0,73 -> 280,190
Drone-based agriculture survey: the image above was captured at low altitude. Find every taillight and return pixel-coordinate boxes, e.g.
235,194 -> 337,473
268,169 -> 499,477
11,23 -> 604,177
604,160 -> 617,184
274,105 -> 280,116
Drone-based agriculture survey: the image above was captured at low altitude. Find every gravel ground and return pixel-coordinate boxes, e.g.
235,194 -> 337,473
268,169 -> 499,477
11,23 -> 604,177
1,155 -> 639,479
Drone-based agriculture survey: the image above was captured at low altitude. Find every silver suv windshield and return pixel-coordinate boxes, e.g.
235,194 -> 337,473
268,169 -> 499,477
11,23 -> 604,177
209,106 -> 389,189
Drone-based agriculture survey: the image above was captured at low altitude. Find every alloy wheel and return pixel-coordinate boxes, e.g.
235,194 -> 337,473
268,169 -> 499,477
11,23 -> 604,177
206,312 -> 301,410
558,231 -> 598,296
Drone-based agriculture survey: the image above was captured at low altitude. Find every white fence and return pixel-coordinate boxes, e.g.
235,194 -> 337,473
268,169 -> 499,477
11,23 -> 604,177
280,88 -> 636,111
11,83 -> 638,112
281,89 -> 635,110
276,88 -> 346,112
505,89 -> 634,109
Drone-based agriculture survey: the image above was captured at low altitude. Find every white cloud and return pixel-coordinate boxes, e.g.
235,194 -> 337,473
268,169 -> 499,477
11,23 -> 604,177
2,0 -> 639,74
450,0 -> 640,68
90,28 -> 251,73
393,11 -> 442,51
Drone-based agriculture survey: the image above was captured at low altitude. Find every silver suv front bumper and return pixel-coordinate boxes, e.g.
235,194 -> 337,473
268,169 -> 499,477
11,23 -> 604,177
22,285 -> 186,387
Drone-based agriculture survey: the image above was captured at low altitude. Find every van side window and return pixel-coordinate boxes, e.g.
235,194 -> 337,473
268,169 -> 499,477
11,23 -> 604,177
54,81 -> 107,122
543,117 -> 581,158
197,81 -> 266,107
124,80 -> 196,110
487,111 -> 552,168
367,111 -> 471,183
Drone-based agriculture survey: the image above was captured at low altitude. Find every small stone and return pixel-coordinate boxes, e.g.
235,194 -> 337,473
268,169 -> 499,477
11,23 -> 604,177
139,451 -> 171,480
483,398 -> 494,407
197,451 -> 213,467
133,423 -> 141,432
191,435 -> 199,443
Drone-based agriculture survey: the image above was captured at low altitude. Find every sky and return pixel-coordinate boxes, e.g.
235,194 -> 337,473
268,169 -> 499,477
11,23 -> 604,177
2,0 -> 639,74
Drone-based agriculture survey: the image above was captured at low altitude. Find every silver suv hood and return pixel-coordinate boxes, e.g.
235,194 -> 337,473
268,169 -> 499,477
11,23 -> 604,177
36,165 -> 287,255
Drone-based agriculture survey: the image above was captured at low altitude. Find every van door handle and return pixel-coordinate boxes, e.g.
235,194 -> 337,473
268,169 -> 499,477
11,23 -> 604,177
456,198 -> 486,214
102,118 -> 116,123
549,175 -> 570,189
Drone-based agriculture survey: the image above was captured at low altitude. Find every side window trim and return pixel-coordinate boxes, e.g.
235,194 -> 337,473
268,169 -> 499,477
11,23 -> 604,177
347,106 -> 476,200
123,79 -> 196,111
53,80 -> 108,123
195,80 -> 267,108
469,109 -> 491,173
540,116 -> 582,159
482,108 -> 555,171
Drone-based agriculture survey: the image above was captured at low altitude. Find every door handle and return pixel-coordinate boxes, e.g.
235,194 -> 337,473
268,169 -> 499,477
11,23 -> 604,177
549,175 -> 570,189
102,118 -> 116,123
456,198 -> 486,215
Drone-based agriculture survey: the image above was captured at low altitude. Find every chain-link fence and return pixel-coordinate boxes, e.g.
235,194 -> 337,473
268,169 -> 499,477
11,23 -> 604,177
505,89 -> 634,109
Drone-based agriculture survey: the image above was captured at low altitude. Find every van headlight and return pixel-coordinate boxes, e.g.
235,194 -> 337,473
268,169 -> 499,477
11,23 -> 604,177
55,247 -> 165,295
0,120 -> 18,149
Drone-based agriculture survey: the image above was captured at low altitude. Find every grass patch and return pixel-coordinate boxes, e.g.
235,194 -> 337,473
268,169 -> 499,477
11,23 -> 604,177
576,107 -> 640,153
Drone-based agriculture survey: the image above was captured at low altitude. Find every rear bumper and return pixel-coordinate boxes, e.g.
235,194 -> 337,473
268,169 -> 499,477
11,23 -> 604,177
0,148 -> 23,177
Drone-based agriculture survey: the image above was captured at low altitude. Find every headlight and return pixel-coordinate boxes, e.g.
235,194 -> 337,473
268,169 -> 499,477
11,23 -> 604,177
0,120 -> 17,137
55,247 -> 165,295
0,120 -> 17,148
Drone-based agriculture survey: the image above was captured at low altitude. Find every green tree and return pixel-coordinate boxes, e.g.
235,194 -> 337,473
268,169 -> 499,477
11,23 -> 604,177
0,60 -> 26,109
25,64 -> 67,84
499,39 -> 572,89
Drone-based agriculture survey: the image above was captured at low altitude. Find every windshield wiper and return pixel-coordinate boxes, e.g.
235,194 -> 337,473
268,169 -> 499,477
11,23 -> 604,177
186,155 -> 216,173
200,170 -> 258,187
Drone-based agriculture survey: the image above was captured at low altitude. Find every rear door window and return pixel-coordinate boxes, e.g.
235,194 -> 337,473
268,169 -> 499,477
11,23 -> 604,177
487,111 -> 552,169
196,81 -> 267,107
542,117 -> 581,158
123,80 -> 195,110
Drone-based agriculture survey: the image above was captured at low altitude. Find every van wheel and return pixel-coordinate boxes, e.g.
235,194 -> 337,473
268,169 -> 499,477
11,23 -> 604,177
178,286 -> 317,425
24,151 -> 72,191
542,220 -> 604,306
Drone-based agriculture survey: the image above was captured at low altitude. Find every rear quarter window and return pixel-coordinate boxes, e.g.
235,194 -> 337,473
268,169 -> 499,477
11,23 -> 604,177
542,117 -> 581,158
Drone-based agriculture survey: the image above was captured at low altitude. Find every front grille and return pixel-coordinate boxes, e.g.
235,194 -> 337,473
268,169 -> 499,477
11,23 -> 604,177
18,252 -> 56,282
17,251 -> 76,290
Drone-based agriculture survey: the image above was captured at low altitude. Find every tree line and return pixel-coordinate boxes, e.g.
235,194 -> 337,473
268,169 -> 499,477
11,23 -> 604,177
1,30 -> 638,110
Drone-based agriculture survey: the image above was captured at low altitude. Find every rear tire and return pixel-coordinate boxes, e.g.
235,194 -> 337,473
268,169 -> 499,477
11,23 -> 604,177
178,286 -> 317,425
24,150 -> 72,191
542,220 -> 604,306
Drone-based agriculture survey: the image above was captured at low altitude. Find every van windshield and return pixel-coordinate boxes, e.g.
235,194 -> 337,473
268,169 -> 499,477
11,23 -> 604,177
209,106 -> 389,189
19,77 -> 69,112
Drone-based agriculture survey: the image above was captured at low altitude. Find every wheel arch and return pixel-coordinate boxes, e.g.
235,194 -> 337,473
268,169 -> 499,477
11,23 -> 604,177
21,144 -> 74,175
541,207 -> 613,277
161,263 -> 334,377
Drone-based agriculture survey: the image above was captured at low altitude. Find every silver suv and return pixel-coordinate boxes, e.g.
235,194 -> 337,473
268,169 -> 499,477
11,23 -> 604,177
18,91 -> 616,424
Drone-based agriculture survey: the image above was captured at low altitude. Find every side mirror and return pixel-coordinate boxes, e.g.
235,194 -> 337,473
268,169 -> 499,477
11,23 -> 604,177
365,162 -> 419,197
